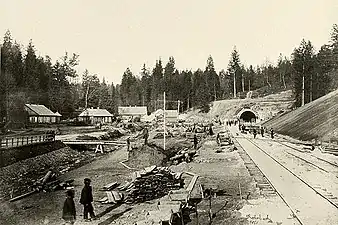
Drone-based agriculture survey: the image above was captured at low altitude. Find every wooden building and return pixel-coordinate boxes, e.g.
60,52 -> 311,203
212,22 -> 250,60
78,108 -> 113,124
25,104 -> 62,124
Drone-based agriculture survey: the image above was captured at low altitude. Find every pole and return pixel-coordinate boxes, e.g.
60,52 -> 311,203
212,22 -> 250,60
163,92 -> 166,151
302,64 -> 305,106
177,100 -> 180,113
233,72 -> 236,98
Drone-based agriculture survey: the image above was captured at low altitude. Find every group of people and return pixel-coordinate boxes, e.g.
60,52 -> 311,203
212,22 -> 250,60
62,178 -> 96,224
252,127 -> 274,139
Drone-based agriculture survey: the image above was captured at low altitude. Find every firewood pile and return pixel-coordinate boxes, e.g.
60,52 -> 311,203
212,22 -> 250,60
119,166 -> 184,204
169,149 -> 197,164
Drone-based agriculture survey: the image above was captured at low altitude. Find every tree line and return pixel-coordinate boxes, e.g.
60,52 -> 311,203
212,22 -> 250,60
1,24 -> 338,123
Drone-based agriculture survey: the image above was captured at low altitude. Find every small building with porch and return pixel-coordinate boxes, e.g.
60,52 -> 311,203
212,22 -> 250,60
78,108 -> 113,124
25,104 -> 62,124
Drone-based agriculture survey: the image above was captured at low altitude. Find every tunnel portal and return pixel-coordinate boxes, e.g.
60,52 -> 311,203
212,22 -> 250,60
239,110 -> 258,123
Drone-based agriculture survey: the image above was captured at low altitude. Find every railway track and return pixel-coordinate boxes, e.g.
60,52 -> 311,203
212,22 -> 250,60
246,137 -> 338,208
273,139 -> 338,169
229,128 -> 338,225
232,138 -> 277,197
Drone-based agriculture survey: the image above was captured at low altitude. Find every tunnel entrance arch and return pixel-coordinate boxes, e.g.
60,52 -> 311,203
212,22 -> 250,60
237,109 -> 259,123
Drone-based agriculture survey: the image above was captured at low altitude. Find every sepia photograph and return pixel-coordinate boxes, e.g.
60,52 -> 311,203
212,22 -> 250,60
0,1 -> 338,224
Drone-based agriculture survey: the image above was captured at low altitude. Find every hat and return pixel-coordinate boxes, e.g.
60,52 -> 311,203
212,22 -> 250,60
84,178 -> 91,183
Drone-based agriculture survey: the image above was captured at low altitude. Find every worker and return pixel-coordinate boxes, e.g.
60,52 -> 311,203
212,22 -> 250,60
62,190 -> 76,225
209,124 -> 214,136
126,137 -> 131,151
253,129 -> 257,139
80,178 -> 96,221
143,127 -> 149,145
216,133 -> 221,145
194,134 -> 198,150
270,128 -> 274,139
261,127 -> 264,137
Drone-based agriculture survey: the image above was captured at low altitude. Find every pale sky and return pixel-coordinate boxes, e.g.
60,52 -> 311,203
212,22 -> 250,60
1,0 -> 337,84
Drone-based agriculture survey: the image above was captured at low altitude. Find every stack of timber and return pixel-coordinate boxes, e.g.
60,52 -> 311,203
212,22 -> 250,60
98,182 -> 124,204
10,170 -> 74,202
120,165 -> 184,204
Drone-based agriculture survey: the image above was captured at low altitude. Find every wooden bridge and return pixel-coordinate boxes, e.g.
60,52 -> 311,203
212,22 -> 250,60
0,133 -> 55,149
62,140 -> 127,153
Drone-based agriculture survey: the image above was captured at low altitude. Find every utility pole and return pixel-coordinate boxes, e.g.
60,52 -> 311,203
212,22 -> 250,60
163,92 -> 166,151
302,64 -> 305,106
233,71 -> 236,98
248,79 -> 251,92
177,100 -> 180,113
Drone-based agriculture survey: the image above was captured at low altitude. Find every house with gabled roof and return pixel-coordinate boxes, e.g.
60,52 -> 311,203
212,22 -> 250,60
24,104 -> 62,123
118,106 -> 147,117
78,107 -> 114,124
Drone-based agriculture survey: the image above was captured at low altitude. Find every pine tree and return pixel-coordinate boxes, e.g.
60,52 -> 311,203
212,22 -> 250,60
227,47 -> 241,98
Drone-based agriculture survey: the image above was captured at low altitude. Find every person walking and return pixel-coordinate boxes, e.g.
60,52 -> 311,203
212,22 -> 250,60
80,178 -> 96,222
62,190 -> 76,225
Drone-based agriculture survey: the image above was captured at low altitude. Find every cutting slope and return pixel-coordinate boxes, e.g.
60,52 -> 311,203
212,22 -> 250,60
263,89 -> 338,141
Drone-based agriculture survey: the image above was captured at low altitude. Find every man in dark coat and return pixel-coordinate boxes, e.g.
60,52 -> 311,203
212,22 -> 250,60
261,127 -> 264,137
194,134 -> 198,150
143,128 -> 149,145
62,190 -> 76,225
80,178 -> 96,221
253,129 -> 257,139
270,128 -> 274,139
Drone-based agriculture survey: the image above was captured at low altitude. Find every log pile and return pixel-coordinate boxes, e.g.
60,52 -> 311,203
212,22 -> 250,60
10,171 -> 74,202
120,166 -> 184,204
169,149 -> 197,164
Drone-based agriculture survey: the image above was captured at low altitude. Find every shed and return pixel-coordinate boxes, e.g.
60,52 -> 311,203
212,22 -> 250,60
78,108 -> 113,124
24,104 -> 62,123
165,110 -> 179,123
118,106 -> 147,117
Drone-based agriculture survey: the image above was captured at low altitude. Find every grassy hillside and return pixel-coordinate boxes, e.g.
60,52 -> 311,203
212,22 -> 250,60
263,89 -> 338,142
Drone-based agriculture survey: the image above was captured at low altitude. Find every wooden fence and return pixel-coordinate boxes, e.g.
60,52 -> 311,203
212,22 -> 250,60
0,133 -> 55,149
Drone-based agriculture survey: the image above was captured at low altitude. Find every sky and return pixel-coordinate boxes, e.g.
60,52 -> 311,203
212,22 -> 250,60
1,0 -> 338,84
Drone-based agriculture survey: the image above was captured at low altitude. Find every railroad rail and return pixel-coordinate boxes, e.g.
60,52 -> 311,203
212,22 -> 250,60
230,127 -> 338,225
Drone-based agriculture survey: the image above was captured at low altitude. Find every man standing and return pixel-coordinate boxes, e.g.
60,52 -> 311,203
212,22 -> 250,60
126,137 -> 131,151
261,127 -> 264,137
143,127 -> 149,145
270,128 -> 274,139
194,134 -> 198,150
80,178 -> 96,222
253,129 -> 257,139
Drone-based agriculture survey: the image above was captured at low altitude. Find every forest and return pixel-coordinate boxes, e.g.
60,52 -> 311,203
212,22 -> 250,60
1,24 -> 337,123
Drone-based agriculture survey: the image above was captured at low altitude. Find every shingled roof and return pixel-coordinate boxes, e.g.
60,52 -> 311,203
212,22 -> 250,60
78,108 -> 113,117
25,104 -> 61,117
